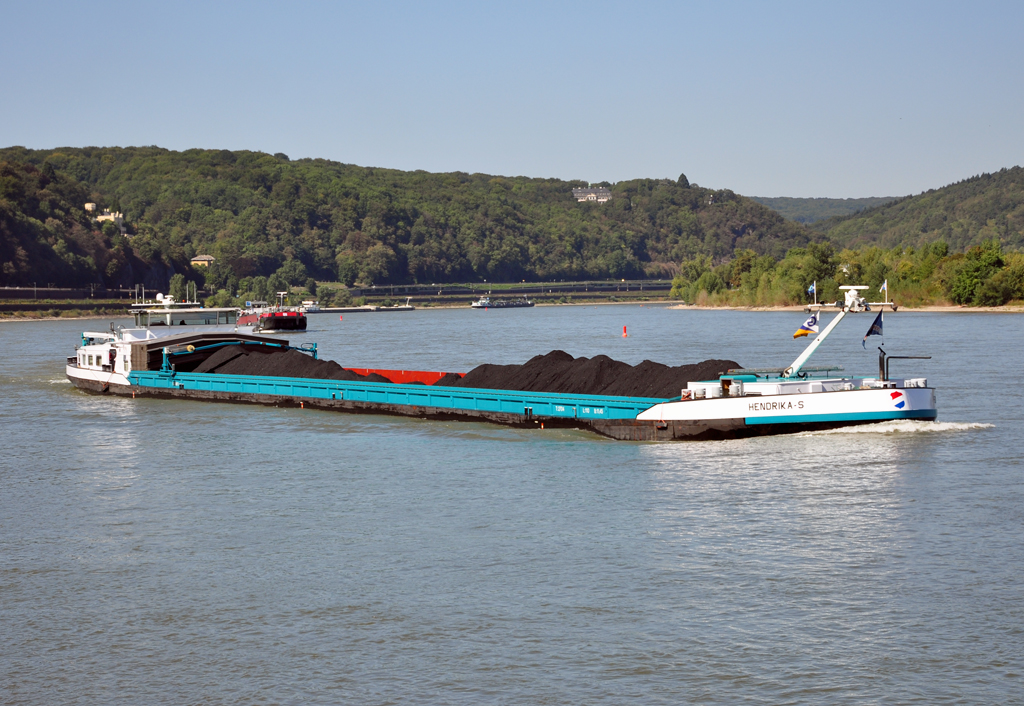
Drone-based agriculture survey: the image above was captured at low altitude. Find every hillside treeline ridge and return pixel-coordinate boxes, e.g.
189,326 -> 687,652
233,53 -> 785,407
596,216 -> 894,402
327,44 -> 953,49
751,196 -> 897,224
812,167 -> 1024,252
1,147 -> 1022,307
0,146 -> 808,291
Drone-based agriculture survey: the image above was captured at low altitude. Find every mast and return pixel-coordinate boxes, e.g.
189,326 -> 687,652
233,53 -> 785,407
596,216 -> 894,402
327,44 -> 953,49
782,285 -> 889,379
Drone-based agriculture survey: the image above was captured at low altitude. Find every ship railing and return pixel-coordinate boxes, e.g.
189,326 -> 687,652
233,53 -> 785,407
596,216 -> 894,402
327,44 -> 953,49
726,365 -> 843,378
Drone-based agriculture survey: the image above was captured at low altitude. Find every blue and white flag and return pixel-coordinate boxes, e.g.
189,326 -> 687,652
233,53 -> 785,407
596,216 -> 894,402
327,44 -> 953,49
862,312 -> 883,348
880,280 -> 888,292
807,281 -> 816,295
794,313 -> 819,339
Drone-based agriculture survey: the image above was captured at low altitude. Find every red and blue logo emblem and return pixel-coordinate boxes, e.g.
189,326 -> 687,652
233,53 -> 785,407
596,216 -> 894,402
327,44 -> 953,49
890,391 -> 906,409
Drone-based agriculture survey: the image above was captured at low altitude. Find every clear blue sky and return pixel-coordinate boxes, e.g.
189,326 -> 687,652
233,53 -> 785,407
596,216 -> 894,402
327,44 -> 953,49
3,0 -> 1022,197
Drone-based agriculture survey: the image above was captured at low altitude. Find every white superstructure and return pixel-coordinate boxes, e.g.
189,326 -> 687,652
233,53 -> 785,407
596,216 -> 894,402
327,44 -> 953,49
66,297 -> 249,391
627,285 -> 937,436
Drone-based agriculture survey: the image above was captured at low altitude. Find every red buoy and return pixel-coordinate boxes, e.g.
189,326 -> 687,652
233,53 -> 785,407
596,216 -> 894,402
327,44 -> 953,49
623,325 -> 628,338
339,315 -> 343,321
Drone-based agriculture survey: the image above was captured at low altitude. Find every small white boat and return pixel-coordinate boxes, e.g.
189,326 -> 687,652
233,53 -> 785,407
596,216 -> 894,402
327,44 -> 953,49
471,295 -> 534,309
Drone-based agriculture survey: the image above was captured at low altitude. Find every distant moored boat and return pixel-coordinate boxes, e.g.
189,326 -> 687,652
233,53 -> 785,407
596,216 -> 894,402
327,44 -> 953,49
471,296 -> 534,309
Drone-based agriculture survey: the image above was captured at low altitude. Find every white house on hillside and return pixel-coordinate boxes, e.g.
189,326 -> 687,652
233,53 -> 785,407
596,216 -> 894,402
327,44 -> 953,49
571,187 -> 612,203
85,203 -> 127,234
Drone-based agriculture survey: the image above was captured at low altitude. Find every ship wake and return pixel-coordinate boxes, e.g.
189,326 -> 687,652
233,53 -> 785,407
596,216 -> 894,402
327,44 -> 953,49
799,420 -> 993,436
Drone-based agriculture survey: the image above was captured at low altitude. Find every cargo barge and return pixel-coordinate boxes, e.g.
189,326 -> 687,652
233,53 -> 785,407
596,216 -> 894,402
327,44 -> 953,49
66,285 -> 937,441
237,292 -> 308,332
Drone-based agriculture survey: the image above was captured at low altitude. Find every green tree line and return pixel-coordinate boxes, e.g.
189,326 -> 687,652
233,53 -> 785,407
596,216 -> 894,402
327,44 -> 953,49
751,196 -> 897,224
670,240 -> 1024,307
0,160 -> 140,287
0,146 -> 809,290
815,167 -> 1024,252
3,146 -> 1022,308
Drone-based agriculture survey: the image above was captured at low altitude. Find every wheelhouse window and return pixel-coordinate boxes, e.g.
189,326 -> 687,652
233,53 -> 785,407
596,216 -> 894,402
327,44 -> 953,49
134,310 -> 237,326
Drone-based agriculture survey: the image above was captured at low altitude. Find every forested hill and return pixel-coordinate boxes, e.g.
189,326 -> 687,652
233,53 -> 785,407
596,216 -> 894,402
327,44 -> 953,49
0,159 -> 158,290
750,196 -> 897,224
815,166 -> 1024,251
0,146 -> 810,289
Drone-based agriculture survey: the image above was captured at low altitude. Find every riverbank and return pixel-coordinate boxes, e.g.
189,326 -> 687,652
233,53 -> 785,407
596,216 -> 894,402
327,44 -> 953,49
668,303 -> 1024,313
0,308 -> 136,322
1,314 -> 130,323
6,298 -> 1024,322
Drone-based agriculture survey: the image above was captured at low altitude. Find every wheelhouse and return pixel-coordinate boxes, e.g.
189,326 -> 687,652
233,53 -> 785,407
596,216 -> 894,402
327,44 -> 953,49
132,307 -> 239,327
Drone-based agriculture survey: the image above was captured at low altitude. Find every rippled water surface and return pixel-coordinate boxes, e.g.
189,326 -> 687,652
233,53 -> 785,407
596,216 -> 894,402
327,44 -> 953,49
1,306 -> 1022,704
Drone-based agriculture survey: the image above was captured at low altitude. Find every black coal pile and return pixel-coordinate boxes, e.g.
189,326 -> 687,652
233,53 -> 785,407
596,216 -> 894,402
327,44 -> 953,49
193,346 -> 392,383
191,345 -> 739,398
436,350 -> 739,399
433,372 -> 466,387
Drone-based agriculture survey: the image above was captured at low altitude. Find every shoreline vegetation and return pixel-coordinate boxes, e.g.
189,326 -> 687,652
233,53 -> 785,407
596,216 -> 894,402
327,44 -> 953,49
5,297 -> 1024,323
3,147 -> 1022,316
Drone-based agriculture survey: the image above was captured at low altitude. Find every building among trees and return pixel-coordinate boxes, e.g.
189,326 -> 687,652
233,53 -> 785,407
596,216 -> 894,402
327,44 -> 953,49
190,255 -> 216,267
85,203 -> 127,234
572,187 -> 612,203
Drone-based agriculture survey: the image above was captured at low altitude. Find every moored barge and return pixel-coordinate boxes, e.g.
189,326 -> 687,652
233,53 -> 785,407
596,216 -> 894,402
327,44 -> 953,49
237,292 -> 307,332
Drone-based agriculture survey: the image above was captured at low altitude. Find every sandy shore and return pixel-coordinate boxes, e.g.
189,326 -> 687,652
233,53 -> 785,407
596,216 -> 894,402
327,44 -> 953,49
667,303 -> 1024,313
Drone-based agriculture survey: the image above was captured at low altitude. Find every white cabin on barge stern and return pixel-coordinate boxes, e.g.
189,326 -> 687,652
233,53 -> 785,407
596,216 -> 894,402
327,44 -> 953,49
66,302 -> 257,393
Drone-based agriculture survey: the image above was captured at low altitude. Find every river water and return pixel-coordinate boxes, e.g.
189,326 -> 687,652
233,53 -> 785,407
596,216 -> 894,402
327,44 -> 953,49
1,305 -> 1021,704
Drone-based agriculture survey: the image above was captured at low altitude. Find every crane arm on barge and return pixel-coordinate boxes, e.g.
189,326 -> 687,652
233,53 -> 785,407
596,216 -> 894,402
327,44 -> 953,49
782,286 -> 897,379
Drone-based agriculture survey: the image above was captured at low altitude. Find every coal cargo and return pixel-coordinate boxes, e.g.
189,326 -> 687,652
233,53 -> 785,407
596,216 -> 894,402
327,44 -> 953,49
193,346 -> 738,399
193,346 -> 392,383
439,350 -> 739,399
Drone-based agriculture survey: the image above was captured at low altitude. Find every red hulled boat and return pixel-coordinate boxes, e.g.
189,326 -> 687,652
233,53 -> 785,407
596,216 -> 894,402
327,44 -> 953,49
237,293 -> 308,333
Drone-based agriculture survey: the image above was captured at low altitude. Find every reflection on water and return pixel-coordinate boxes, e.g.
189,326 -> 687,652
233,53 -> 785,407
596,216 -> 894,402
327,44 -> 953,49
643,432 -> 908,575
1,311 -> 1022,704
